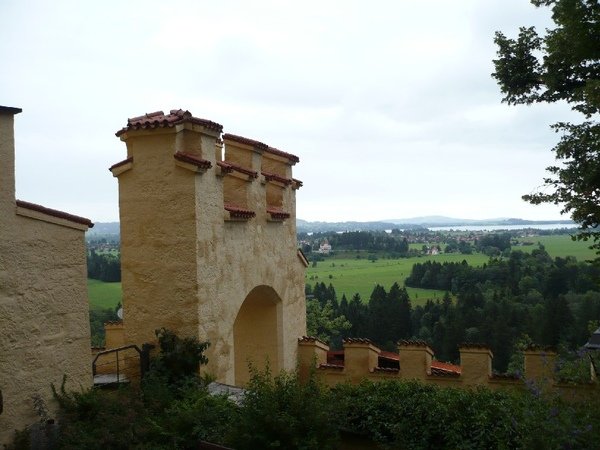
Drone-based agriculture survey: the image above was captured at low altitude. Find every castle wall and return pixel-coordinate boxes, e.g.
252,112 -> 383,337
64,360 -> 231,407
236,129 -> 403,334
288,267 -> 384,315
0,107 -> 92,446
113,111 -> 306,385
117,131 -> 200,347
298,338 -> 597,398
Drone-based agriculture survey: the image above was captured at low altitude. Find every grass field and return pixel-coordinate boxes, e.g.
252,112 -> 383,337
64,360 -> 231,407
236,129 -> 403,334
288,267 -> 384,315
307,253 -> 490,306
87,235 -> 596,310
514,234 -> 596,261
88,279 -> 122,310
307,234 -> 597,305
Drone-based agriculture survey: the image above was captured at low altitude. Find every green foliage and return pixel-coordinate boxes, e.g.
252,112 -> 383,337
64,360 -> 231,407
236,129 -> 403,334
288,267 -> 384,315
88,307 -> 119,347
333,379 -> 600,450
51,377 -> 147,449
493,0 -> 600,255
140,375 -> 238,448
87,249 -> 121,282
306,298 -> 351,344
230,366 -> 340,450
151,328 -> 210,384
555,347 -> 600,384
42,367 -> 600,450
50,373 -> 237,449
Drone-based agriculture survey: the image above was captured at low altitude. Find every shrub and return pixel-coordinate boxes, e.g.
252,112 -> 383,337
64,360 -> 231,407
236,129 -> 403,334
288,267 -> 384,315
151,328 -> 210,384
230,365 -> 340,450
331,379 -> 600,450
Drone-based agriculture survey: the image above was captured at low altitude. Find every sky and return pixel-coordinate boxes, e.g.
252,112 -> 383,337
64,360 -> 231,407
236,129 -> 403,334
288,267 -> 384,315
0,0 -> 579,223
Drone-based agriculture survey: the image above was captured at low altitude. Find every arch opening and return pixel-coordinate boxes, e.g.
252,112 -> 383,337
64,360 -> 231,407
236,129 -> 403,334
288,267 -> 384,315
233,285 -> 283,386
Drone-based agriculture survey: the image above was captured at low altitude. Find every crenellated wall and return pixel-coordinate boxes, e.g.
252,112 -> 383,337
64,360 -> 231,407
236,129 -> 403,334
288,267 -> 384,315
0,106 -> 93,445
110,110 -> 307,386
298,338 -> 598,398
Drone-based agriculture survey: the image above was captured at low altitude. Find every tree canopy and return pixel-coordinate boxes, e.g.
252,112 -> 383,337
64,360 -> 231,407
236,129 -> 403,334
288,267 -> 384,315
492,0 -> 600,253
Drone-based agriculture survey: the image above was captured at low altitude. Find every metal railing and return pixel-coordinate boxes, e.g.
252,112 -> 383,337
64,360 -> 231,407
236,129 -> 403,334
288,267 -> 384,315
92,343 -> 153,385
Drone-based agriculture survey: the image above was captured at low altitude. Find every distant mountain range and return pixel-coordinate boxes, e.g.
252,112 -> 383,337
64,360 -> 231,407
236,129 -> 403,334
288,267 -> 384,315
88,216 -> 576,236
382,216 -> 575,227
296,216 -> 575,233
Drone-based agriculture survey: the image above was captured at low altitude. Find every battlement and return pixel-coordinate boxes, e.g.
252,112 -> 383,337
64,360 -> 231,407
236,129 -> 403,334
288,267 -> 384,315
111,110 -> 301,225
298,338 -> 597,397
111,109 -> 307,386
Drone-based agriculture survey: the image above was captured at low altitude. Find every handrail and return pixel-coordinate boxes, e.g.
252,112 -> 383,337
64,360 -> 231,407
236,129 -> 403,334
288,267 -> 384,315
92,344 -> 142,383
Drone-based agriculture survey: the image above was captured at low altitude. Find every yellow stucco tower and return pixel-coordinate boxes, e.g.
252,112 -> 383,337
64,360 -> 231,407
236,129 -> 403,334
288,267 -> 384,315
111,109 -> 307,385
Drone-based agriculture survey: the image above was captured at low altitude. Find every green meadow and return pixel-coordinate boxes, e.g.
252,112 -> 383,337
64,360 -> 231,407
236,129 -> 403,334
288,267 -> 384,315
306,254 -> 489,306
307,234 -> 597,305
88,279 -> 121,310
87,234 -> 596,310
514,234 -> 597,261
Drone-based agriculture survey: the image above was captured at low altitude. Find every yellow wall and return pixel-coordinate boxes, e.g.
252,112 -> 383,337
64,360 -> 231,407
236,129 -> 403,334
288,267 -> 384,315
114,115 -> 306,386
0,108 -> 92,445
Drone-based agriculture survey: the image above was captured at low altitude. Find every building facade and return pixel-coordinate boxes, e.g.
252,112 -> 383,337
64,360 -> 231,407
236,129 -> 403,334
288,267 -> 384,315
0,106 -> 93,445
111,109 -> 307,385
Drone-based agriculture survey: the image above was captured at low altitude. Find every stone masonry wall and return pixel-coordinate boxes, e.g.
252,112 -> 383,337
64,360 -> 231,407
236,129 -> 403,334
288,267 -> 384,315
0,107 -> 92,446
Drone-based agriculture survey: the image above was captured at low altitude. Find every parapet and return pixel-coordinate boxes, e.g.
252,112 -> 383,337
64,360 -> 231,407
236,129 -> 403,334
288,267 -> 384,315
110,109 -> 302,225
297,338 -> 597,396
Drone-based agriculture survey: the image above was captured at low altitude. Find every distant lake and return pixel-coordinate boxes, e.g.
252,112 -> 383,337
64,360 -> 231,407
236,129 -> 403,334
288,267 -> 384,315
428,223 -> 577,232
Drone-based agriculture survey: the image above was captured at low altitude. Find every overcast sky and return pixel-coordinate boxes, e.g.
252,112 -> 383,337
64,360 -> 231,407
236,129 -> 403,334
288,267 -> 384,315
1,0 -> 578,223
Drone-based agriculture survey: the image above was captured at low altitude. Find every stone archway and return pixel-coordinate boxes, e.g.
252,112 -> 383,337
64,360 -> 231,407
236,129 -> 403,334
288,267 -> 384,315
233,285 -> 283,386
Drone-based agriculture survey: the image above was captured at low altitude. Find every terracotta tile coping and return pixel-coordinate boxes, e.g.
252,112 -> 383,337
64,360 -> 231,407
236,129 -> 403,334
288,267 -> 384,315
319,363 -> 344,370
224,204 -> 256,219
109,157 -> 133,171
266,207 -> 290,220
430,367 -> 461,378
222,133 -> 268,150
174,152 -> 212,169
431,361 -> 461,374
399,339 -> 430,347
262,171 -> 292,185
223,133 -> 299,163
116,109 -> 223,137
217,161 -> 257,178
266,146 -> 299,164
16,200 -> 93,228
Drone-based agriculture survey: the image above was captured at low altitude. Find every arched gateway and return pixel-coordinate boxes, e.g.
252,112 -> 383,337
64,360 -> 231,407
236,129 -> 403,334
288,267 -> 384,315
234,286 -> 283,385
110,109 -> 308,385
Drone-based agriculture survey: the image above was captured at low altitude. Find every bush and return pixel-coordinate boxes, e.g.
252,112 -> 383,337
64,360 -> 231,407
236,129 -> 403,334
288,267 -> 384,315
230,365 -> 340,450
331,379 -> 600,450
151,328 -> 210,384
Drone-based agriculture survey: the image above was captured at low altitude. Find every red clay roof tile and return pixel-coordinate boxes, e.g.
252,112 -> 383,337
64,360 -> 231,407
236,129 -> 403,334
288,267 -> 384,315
116,109 -> 223,137
298,336 -> 327,345
266,207 -> 290,220
174,152 -> 212,169
109,157 -> 133,171
429,366 -> 461,378
398,339 -> 430,347
343,337 -> 375,345
431,360 -> 461,374
16,200 -> 93,228
224,204 -> 256,219
265,146 -> 299,164
262,171 -> 292,185
319,363 -> 344,370
217,161 -> 258,178
222,133 -> 268,150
